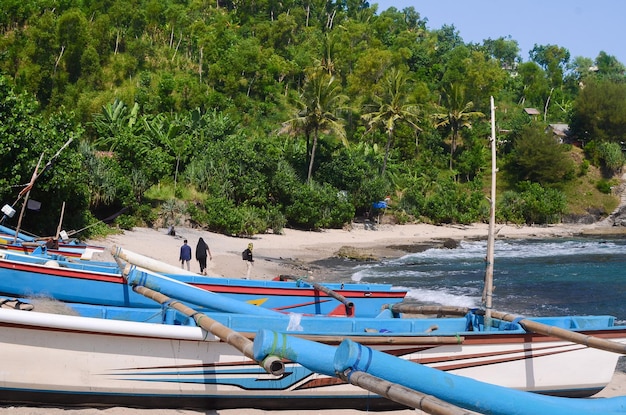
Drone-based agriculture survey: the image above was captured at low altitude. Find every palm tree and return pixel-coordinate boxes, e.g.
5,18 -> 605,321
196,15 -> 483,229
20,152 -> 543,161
362,68 -> 421,176
433,83 -> 485,170
283,68 -> 348,183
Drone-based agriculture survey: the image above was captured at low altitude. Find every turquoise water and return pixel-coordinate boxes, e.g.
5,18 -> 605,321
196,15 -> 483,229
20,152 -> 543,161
350,237 -> 626,324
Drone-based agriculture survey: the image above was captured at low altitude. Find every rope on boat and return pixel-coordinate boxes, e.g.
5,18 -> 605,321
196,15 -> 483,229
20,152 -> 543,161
131,284 -> 286,376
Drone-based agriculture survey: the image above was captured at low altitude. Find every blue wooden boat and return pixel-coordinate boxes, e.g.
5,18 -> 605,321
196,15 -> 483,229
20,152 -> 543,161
253,330 -> 626,414
0,246 -> 407,317
0,224 -> 105,258
1,281 -> 626,410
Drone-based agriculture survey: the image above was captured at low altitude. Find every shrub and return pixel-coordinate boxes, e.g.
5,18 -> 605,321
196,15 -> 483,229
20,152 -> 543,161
497,181 -> 566,224
135,204 -> 158,227
115,214 -> 137,230
286,183 -> 354,230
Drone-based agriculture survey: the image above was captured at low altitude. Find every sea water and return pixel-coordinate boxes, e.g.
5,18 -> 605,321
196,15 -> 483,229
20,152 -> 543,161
350,236 -> 626,324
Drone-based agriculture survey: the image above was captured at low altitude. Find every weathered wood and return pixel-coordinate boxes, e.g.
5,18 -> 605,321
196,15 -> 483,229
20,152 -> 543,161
279,274 -> 355,313
339,370 -> 474,415
483,96 -> 497,327
383,303 -> 470,317
491,310 -> 626,355
239,330 -> 464,345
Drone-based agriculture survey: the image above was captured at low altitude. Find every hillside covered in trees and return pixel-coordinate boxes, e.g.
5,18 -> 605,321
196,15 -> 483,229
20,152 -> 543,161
1,1 -> 626,237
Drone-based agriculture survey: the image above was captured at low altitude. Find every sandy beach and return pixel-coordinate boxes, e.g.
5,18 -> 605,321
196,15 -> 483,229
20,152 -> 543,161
2,220 -> 626,415
92,221 -> 608,282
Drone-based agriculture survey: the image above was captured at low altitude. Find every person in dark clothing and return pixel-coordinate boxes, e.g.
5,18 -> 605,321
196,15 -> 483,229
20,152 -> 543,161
242,242 -> 254,279
179,239 -> 192,271
195,237 -> 212,275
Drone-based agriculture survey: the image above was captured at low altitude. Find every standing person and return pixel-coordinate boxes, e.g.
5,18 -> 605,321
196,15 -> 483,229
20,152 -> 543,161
179,239 -> 192,271
195,237 -> 212,275
242,243 -> 254,279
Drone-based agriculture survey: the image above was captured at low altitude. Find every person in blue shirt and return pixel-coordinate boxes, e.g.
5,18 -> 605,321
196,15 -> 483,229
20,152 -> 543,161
179,239 -> 192,271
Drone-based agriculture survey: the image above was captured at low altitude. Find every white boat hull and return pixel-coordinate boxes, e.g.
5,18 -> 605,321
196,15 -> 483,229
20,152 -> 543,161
0,308 -> 623,409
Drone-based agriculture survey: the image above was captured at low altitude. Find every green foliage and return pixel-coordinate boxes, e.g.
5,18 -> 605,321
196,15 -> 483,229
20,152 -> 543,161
505,124 -> 576,186
398,186 -> 426,219
0,75 -> 90,235
579,159 -> 590,176
596,179 -> 613,194
497,181 -> 566,224
571,79 -> 626,144
286,183 -> 355,230
421,177 -> 487,224
115,214 -> 137,230
584,140 -> 625,178
202,197 -> 272,236
315,146 -> 390,214
1,3 -> 623,236
135,204 -> 158,227
159,198 -> 186,227
432,82 -> 485,170
361,68 -> 421,175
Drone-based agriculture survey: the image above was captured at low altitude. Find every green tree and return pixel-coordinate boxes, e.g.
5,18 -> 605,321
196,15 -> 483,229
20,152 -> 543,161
570,79 -> 626,144
432,83 -> 484,170
0,75 -> 89,235
529,44 -> 570,89
505,124 -> 575,186
57,9 -> 89,83
143,113 -> 191,188
362,68 -> 421,176
482,36 -> 520,70
283,68 -> 348,183
595,51 -> 626,78
516,61 -> 550,108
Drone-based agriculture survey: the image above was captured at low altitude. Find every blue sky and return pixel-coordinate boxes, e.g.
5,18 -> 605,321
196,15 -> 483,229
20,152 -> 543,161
373,1 -> 626,64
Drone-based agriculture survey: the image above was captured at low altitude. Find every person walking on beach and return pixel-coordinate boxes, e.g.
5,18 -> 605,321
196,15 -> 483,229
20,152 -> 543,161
195,237 -> 212,275
242,243 -> 254,279
179,239 -> 192,271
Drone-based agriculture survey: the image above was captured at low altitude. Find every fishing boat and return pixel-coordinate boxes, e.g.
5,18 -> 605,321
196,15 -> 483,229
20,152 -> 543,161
0,224 -> 105,259
0,246 -> 407,317
0,279 -> 625,410
253,330 -> 626,414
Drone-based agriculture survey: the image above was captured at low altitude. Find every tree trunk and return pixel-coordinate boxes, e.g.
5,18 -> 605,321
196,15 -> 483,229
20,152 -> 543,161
307,129 -> 318,184
382,129 -> 393,176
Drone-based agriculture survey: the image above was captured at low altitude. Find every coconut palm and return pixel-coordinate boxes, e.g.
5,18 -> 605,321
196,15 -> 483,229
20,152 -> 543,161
362,68 -> 421,176
283,68 -> 348,183
433,83 -> 485,170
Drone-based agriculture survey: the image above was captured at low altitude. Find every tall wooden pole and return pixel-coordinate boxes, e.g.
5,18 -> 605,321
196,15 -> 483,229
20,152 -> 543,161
482,96 -> 497,328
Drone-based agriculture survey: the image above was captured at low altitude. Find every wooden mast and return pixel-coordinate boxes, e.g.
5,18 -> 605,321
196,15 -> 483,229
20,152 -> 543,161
482,96 -> 497,328
13,153 -> 44,244
8,137 -> 73,242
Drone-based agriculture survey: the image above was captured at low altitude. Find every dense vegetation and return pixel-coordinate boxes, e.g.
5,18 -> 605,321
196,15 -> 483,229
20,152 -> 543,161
1,1 -> 625,238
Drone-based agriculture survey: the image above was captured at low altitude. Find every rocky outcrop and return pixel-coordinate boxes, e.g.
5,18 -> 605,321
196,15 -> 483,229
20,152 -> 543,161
605,206 -> 626,227
562,208 -> 607,225
595,173 -> 626,227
